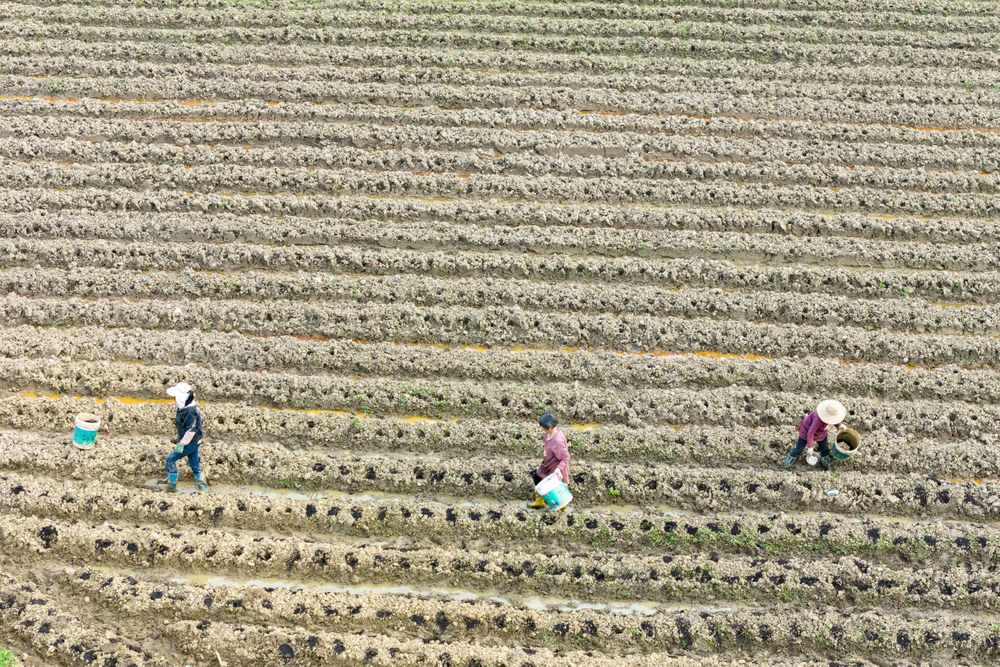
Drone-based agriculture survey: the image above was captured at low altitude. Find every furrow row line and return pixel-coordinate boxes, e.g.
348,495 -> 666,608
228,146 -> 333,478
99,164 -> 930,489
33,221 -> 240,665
7,5 -> 1000,53
13,0 -> 1000,33
9,266 -> 1000,339
10,324 -> 1000,408
6,20 -> 1000,73
0,571 -> 171,666
4,204 -> 995,248
2,295 -> 998,369
57,569 -> 1000,662
8,133 -> 1000,195
6,159 -> 1000,220
7,38 -> 1000,91
4,474 -> 998,567
7,515 -> 1000,613
11,113 -> 1000,173
6,97 -> 999,153
17,0 -> 1000,21
9,56 -> 1000,119
4,435 -> 998,518
5,72 -> 1000,130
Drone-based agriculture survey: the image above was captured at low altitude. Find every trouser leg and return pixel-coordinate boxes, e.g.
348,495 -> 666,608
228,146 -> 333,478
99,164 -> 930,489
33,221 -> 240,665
165,450 -> 183,475
817,437 -> 831,458
186,443 -> 202,476
789,438 -> 807,458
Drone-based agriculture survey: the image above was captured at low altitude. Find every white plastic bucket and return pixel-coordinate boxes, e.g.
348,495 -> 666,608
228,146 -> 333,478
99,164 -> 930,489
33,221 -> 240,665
535,473 -> 572,511
73,413 -> 100,449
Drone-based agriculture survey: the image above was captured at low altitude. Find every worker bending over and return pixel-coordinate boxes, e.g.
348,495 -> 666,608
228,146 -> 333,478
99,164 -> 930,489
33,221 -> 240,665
165,382 -> 208,491
784,399 -> 846,472
528,413 -> 570,510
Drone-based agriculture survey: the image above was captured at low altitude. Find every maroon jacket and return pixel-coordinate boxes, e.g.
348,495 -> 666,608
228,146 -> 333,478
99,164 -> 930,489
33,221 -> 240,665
798,411 -> 835,447
537,428 -> 570,484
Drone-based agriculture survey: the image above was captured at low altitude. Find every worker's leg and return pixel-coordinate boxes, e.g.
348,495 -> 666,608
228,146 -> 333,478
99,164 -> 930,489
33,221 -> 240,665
818,437 -> 832,471
784,438 -> 807,469
528,470 -> 545,508
165,449 -> 183,491
186,444 -> 208,489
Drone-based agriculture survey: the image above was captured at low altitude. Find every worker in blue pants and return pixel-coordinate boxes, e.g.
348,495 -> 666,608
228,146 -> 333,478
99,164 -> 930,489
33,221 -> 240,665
165,382 -> 208,491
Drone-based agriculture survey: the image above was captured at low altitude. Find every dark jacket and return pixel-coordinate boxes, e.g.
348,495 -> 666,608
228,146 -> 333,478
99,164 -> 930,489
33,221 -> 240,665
175,404 -> 204,446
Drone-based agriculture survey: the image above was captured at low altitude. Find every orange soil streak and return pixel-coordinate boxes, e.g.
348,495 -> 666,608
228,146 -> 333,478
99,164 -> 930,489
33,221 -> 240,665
948,478 -> 984,485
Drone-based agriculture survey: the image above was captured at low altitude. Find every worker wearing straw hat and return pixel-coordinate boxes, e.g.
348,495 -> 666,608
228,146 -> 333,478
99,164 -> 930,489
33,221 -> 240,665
783,400 -> 847,472
165,381 -> 208,491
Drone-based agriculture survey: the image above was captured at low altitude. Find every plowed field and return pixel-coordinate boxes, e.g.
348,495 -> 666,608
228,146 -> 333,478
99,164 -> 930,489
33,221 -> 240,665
1,0 -> 999,665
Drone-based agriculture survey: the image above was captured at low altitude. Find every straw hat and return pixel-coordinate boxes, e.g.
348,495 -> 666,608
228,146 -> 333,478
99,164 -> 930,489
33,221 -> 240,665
817,399 -> 847,425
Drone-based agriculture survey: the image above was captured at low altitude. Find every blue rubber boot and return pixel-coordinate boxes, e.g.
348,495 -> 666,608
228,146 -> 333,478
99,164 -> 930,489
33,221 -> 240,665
167,473 -> 179,492
782,454 -> 796,470
195,473 -> 208,490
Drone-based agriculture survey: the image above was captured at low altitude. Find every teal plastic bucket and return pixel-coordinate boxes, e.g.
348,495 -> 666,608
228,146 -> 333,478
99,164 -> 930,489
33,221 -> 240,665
833,428 -> 860,461
535,473 -> 572,511
73,413 -> 100,449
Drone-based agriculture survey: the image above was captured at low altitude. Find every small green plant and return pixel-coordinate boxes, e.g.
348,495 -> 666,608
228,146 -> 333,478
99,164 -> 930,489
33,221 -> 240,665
0,649 -> 19,667
608,488 -> 621,497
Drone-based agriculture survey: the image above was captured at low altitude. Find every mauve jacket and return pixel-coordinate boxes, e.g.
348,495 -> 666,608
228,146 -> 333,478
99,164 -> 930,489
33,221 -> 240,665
797,411 -> 831,447
537,428 -> 570,484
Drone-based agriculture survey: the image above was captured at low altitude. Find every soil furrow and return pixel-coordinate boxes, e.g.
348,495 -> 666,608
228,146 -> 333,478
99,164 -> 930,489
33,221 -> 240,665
51,569 -> 1000,662
5,158 -> 1000,220
3,434 -> 998,519
7,353 -> 1000,438
10,52 -> 1000,113
7,133 -> 1000,196
3,202 -> 997,249
10,113 -> 1000,174
7,97 -> 1000,155
6,5 -> 1000,54
4,474 -> 998,567
11,0 -> 1000,35
7,515 -> 1000,613
8,325 -> 1000,408
7,266 -> 1000,339
2,294 -> 999,369
7,38 -> 1000,92
0,387 -> 990,473
6,71 -> 1000,130
5,20 -> 1000,76
4,210 -> 996,273
15,0 -> 1000,21
0,571 -> 172,666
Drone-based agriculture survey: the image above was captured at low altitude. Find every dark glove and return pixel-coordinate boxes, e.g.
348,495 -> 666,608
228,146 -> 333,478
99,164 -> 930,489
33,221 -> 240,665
170,437 -> 179,444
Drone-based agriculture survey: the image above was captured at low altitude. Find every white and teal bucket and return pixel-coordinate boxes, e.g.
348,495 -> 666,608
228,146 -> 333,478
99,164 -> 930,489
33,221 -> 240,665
73,413 -> 100,450
535,472 -> 572,511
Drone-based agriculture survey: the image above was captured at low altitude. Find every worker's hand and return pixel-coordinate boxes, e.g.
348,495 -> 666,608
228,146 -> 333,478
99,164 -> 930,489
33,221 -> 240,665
170,437 -> 179,444
174,443 -> 184,453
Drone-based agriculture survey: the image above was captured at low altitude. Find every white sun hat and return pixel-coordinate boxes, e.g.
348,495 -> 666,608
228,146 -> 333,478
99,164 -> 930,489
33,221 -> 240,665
817,399 -> 847,425
166,382 -> 193,398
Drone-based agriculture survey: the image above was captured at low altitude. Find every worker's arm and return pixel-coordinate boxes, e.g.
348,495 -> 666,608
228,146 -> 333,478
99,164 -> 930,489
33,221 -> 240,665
555,433 -> 570,483
804,417 -> 821,450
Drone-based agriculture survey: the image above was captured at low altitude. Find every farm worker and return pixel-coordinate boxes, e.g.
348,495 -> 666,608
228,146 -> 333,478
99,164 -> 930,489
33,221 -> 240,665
165,381 -> 208,491
528,413 -> 570,511
783,399 -> 847,472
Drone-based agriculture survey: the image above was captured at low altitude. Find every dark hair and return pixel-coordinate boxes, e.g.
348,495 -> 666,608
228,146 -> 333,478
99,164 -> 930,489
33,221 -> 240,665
184,391 -> 196,407
539,413 -> 558,429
